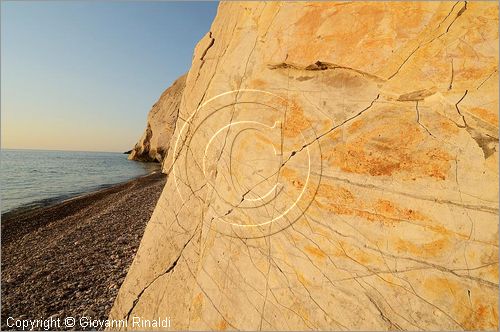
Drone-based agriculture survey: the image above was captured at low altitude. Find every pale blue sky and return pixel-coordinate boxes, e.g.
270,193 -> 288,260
1,1 -> 218,152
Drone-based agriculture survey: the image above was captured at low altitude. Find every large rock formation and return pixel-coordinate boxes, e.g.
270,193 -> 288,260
110,2 -> 498,330
128,74 -> 186,163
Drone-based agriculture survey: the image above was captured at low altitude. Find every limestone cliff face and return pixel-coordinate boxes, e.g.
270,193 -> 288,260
129,74 -> 186,163
110,2 -> 498,330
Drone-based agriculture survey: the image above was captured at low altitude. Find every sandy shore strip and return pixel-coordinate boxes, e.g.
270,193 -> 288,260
1,171 -> 167,331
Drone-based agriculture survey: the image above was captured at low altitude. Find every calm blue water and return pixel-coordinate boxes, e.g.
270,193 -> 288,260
0,149 -> 160,214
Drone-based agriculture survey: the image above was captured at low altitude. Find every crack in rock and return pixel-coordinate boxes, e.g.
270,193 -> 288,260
123,231 -> 198,322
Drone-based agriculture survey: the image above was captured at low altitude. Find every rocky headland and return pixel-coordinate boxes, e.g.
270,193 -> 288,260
128,74 -> 187,163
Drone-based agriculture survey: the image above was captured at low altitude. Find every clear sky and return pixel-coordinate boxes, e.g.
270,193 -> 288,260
1,1 -> 218,152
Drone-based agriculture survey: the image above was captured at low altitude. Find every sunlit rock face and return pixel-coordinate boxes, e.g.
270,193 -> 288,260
129,74 -> 186,163
110,2 -> 498,330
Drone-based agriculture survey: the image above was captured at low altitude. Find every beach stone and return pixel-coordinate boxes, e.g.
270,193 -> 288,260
110,2 -> 498,330
84,309 -> 96,318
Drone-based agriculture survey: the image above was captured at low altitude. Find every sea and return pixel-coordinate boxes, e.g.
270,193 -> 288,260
0,149 -> 160,214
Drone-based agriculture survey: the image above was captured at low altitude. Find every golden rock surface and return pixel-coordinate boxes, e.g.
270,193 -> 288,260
110,2 -> 498,330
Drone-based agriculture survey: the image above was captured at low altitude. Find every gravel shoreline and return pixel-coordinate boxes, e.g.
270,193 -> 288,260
1,171 -> 167,330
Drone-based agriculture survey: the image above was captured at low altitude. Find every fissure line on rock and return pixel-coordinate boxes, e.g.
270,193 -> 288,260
436,1 -> 460,31
454,89 -> 468,128
123,230 -> 198,321
280,94 -> 380,167
199,32 -> 215,62
415,101 -> 435,137
448,58 -> 454,90
388,1 -> 467,80
268,61 -> 385,82
229,95 -> 379,207
446,1 -> 467,33
387,45 -> 421,80
476,70 -> 497,90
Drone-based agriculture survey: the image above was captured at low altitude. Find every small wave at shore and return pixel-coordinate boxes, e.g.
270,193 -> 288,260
1,149 -> 160,214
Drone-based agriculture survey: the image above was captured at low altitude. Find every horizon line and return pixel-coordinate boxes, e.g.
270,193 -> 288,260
0,147 -> 129,154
